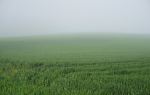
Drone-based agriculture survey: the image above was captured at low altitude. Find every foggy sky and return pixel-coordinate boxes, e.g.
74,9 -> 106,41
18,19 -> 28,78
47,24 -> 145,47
0,0 -> 150,36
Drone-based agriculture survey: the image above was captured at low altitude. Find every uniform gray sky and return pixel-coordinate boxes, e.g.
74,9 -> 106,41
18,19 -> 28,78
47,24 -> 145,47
0,0 -> 150,36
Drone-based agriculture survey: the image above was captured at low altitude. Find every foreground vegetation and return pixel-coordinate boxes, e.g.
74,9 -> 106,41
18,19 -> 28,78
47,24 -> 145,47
0,34 -> 150,95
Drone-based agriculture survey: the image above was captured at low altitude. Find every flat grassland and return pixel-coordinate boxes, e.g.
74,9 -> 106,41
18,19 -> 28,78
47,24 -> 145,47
0,34 -> 150,95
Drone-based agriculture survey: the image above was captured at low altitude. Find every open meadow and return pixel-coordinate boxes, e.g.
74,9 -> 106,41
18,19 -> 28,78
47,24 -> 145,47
0,34 -> 150,95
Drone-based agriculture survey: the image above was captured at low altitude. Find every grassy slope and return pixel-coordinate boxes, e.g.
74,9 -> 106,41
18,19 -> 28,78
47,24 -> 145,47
0,34 -> 150,95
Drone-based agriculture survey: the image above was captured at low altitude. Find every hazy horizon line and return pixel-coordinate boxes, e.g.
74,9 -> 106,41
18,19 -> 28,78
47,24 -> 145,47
1,32 -> 150,38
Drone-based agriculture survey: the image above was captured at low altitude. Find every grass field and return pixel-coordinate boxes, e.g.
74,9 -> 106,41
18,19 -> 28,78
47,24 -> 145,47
0,34 -> 150,95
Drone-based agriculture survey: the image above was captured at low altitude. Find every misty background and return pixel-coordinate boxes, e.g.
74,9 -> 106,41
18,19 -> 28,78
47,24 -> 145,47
0,0 -> 150,37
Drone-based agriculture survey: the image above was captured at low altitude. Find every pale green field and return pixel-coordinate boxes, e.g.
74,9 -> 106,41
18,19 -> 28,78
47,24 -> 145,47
0,34 -> 150,95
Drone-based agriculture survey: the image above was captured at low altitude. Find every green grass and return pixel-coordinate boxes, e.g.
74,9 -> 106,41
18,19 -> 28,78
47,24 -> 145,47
0,34 -> 150,95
